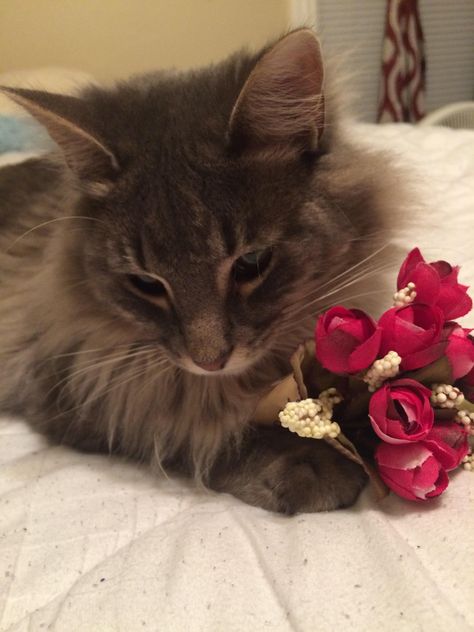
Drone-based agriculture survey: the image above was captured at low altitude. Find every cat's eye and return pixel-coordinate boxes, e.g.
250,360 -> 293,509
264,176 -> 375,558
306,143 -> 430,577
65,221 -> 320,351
128,274 -> 168,298
233,248 -> 273,284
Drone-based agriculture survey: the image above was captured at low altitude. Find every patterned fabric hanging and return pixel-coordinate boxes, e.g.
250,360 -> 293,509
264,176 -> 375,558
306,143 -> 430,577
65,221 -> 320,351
377,0 -> 426,123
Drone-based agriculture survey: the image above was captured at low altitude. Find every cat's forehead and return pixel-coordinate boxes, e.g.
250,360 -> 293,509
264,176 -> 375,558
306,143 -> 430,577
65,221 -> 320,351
109,154 -> 295,262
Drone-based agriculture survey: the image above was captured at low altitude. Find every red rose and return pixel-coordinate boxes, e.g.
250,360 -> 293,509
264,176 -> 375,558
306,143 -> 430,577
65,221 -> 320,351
378,304 -> 445,371
375,442 -> 449,501
422,422 -> 469,471
369,379 -> 434,444
444,323 -> 474,380
458,366 -> 474,402
397,248 -> 472,320
315,307 -> 381,374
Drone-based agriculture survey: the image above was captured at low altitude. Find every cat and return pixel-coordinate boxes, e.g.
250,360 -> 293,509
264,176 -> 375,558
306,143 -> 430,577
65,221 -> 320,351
0,29 -> 400,514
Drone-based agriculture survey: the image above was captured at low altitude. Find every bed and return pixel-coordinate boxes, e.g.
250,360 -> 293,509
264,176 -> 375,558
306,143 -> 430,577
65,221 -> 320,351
1,72 -> 473,631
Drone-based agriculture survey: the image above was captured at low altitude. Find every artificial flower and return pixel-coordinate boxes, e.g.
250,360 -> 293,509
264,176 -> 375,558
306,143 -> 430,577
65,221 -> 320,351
444,323 -> 474,380
422,422 -> 469,471
397,248 -> 472,319
315,307 -> 381,374
369,379 -> 433,444
375,442 -> 448,501
378,303 -> 445,371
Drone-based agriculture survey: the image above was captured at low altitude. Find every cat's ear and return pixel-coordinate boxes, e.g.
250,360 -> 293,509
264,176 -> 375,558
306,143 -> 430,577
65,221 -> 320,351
0,86 -> 118,192
228,29 -> 325,157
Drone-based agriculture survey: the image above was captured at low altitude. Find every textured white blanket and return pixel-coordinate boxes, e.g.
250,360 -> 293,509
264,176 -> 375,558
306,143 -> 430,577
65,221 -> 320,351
1,123 -> 473,632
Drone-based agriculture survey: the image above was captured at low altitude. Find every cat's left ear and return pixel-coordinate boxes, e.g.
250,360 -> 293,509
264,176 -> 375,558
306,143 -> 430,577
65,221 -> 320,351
228,29 -> 325,158
0,87 -> 119,194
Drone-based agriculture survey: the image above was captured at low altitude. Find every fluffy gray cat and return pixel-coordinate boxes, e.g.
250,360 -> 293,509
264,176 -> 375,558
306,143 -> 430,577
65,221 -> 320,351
0,29 -> 399,513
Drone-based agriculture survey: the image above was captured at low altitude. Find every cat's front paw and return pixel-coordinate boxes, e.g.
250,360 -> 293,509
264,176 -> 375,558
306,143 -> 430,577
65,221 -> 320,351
210,428 -> 368,515
253,442 -> 367,514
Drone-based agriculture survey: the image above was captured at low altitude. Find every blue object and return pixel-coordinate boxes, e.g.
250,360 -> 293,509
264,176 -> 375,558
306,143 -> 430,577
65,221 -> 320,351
0,115 -> 54,153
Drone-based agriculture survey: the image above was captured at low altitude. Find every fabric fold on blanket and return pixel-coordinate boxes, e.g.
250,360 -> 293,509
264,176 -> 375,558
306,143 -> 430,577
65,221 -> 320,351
1,123 -> 473,632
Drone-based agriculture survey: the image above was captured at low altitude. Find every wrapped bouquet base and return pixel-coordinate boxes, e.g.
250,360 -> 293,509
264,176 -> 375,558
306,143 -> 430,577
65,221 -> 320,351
254,249 -> 474,503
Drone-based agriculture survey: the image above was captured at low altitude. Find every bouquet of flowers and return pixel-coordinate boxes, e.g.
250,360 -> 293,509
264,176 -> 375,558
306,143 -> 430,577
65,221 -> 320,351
256,248 -> 474,502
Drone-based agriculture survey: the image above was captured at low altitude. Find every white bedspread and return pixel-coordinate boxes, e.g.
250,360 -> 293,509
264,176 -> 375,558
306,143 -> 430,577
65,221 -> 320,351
1,123 -> 474,632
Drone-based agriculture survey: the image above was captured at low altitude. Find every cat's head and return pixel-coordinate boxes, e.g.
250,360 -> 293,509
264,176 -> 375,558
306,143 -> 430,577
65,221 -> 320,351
2,29 -> 388,376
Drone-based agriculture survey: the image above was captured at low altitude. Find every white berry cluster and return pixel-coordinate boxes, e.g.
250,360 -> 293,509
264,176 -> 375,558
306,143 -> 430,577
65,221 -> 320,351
279,394 -> 342,440
363,351 -> 402,392
455,409 -> 474,436
430,384 -> 465,409
462,451 -> 473,471
393,282 -> 417,307
318,387 -> 343,408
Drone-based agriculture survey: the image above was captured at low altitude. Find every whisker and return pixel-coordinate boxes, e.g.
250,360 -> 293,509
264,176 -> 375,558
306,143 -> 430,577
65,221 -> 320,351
277,287 -> 390,337
52,346 -> 161,403
306,262 -> 396,304
55,348 -> 156,383
281,261 -> 396,322
95,358 -> 169,400
51,342 -> 155,362
305,242 -> 391,295
52,357 -> 172,425
280,251 -> 397,319
5,216 -> 106,254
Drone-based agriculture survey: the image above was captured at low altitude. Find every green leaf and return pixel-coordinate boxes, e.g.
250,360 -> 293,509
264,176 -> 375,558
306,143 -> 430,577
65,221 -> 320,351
404,356 -> 453,386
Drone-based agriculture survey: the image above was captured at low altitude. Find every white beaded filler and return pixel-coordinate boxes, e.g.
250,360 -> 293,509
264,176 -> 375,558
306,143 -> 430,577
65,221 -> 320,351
430,384 -> 465,409
393,282 -> 417,307
455,410 -> 474,436
363,351 -> 402,392
462,451 -> 473,472
279,388 -> 342,440
318,387 -> 343,408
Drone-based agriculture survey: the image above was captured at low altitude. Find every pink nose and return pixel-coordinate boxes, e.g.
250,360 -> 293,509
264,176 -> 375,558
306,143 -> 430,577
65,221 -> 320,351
193,350 -> 232,372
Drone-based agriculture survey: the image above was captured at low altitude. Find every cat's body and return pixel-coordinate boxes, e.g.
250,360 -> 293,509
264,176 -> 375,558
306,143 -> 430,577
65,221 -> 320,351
0,30 -> 399,513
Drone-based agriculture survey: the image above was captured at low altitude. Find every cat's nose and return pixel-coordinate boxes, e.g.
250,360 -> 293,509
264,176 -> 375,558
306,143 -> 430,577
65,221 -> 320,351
193,349 -> 233,372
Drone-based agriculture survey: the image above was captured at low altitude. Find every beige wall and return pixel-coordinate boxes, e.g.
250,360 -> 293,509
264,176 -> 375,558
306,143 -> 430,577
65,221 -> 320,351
0,0 -> 292,80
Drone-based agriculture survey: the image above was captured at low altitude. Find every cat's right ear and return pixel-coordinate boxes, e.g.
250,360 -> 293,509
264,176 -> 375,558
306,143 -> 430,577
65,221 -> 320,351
0,87 -> 119,194
228,29 -> 325,158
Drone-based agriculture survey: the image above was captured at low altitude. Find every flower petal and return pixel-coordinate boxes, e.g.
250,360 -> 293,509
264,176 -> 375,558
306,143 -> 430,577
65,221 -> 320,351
422,422 -> 469,471
397,248 -> 425,289
348,328 -> 382,373
369,379 -> 433,443
401,340 -> 447,371
437,284 -> 473,320
379,305 -> 444,360
378,466 -> 419,501
445,325 -> 474,380
315,307 -> 378,374
376,441 -> 432,469
375,443 -> 448,502
408,263 -> 440,304
412,456 -> 449,499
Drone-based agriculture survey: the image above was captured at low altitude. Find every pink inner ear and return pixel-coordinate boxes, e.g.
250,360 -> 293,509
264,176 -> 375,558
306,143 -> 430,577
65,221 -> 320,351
229,29 -> 325,154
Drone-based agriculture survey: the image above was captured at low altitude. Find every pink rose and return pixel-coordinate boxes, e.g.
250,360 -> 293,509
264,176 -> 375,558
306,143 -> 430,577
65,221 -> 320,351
397,248 -> 472,320
315,307 -> 382,374
444,323 -> 474,381
378,304 -> 445,371
375,442 -> 449,501
458,366 -> 474,402
422,422 -> 469,471
369,379 -> 434,444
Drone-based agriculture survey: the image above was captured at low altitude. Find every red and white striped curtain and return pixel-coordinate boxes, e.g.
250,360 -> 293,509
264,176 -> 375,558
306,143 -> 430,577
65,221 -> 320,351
377,0 -> 426,123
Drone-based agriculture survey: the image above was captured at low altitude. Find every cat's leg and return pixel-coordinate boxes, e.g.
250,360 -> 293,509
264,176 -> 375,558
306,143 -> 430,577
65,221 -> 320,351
207,425 -> 367,514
